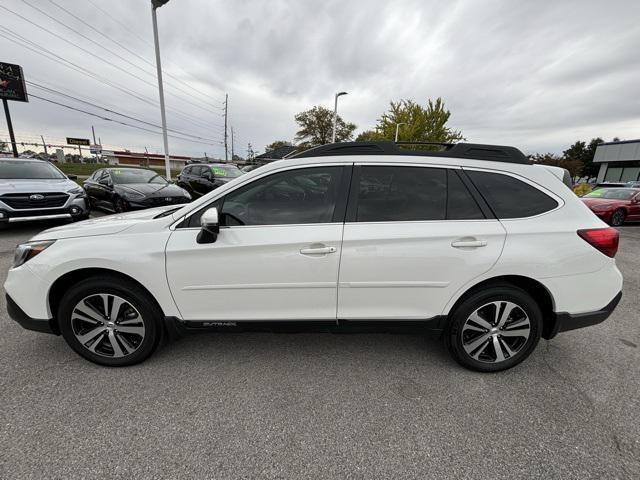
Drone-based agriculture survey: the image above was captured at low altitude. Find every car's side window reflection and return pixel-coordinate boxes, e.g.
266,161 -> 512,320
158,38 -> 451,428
221,167 -> 343,226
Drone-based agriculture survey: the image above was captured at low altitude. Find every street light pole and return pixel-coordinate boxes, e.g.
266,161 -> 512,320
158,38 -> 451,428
331,91 -> 348,143
151,0 -> 171,180
394,122 -> 406,142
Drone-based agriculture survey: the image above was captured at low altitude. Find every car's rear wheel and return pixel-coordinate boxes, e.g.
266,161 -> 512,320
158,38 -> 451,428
610,209 -> 626,227
58,276 -> 162,366
445,285 -> 542,372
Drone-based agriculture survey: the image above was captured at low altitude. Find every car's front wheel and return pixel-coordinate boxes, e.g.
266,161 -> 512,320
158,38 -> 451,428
58,276 -> 162,366
445,285 -> 542,372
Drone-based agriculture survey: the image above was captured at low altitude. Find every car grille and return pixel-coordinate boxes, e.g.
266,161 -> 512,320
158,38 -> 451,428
146,196 -> 189,207
0,192 -> 69,209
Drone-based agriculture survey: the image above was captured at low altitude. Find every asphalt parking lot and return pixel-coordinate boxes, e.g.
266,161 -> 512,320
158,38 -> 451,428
0,214 -> 638,480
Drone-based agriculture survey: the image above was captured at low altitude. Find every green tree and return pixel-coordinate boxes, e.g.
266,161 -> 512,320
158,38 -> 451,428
562,137 -> 603,178
265,140 -> 293,152
357,98 -> 463,145
294,106 -> 356,147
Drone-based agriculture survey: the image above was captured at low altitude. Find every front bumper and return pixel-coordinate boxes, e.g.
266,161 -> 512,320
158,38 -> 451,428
546,291 -> 622,339
0,196 -> 89,223
6,294 -> 58,335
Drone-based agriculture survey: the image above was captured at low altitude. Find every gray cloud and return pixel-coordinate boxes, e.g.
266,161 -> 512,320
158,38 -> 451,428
1,0 -> 639,158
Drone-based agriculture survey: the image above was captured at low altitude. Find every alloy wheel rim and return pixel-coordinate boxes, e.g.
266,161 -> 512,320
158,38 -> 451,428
71,294 -> 145,358
461,301 -> 530,363
612,211 -> 624,225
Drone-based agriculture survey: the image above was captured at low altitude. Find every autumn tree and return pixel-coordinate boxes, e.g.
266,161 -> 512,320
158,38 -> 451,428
356,98 -> 463,145
294,106 -> 356,147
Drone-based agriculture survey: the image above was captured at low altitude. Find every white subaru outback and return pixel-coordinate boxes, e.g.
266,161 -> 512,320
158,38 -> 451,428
4,142 -> 623,372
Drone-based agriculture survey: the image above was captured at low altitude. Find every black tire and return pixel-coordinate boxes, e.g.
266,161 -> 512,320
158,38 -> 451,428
444,284 -> 542,372
610,209 -> 626,227
113,196 -> 127,213
58,276 -> 163,366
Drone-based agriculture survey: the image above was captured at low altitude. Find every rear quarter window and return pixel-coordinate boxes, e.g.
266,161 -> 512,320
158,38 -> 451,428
466,170 -> 558,219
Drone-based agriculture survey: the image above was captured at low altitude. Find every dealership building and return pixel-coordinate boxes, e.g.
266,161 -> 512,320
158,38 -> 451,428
594,139 -> 640,183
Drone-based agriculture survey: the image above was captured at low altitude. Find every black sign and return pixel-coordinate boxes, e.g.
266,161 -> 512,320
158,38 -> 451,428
0,62 -> 28,102
66,137 -> 91,146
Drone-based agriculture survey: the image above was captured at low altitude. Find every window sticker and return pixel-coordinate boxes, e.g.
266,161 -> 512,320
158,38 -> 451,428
211,167 -> 228,177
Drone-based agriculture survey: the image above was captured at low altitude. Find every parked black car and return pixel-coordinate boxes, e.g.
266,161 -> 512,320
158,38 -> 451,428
84,167 -> 191,213
176,163 -> 242,198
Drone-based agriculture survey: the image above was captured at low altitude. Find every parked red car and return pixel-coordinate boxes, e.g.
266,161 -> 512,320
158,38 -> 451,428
581,187 -> 640,226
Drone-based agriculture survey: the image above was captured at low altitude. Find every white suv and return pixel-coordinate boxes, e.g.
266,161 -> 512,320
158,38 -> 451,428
4,142 -> 623,372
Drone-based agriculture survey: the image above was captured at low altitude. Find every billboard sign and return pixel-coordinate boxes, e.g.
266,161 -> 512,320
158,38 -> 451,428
90,144 -> 102,154
0,62 -> 28,102
66,137 -> 91,146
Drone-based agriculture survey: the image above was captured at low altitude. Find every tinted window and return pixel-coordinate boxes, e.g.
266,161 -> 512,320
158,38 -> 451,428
221,166 -> 344,225
447,170 -> 484,220
0,160 -> 65,179
467,170 -> 558,218
356,166 -> 446,221
110,168 -> 167,185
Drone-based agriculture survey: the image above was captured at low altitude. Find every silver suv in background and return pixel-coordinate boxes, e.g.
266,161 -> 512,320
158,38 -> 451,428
0,158 -> 89,224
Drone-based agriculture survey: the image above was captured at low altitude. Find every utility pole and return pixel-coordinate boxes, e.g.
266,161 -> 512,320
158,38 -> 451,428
331,91 -> 348,143
2,99 -> 19,157
151,0 -> 172,180
224,93 -> 228,162
40,135 -> 48,155
231,126 -> 235,161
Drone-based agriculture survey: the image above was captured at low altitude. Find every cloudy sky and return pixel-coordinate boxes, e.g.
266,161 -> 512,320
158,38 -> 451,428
1,0 -> 639,159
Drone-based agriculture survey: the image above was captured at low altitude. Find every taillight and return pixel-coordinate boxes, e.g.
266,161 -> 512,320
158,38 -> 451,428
577,228 -> 619,258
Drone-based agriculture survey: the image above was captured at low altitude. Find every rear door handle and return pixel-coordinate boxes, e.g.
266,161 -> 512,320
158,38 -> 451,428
300,246 -> 337,255
451,239 -> 487,248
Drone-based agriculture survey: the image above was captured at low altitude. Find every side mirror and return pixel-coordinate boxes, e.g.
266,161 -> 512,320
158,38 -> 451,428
197,207 -> 219,244
67,174 -> 78,180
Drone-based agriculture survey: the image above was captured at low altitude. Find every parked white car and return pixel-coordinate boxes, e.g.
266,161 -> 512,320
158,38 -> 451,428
5,142 -> 623,371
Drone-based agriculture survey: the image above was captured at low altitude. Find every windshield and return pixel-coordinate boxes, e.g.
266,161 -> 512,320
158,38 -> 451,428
210,165 -> 242,178
110,168 -> 167,185
585,188 -> 638,200
0,160 -> 66,179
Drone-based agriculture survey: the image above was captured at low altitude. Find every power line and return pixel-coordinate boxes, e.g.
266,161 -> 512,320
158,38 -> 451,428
47,0 -> 227,109
29,93 -> 224,147
0,26 -> 225,133
8,1 -> 225,117
26,81 -> 224,144
84,0 -> 227,107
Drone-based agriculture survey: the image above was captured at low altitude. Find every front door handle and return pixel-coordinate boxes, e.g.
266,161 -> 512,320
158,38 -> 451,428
300,246 -> 337,255
451,239 -> 487,248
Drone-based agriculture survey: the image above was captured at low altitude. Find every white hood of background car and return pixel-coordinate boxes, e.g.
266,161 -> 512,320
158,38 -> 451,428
31,206 -> 176,241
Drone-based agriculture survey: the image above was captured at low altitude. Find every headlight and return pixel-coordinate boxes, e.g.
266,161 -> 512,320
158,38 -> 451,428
182,189 -> 191,199
592,204 -> 612,211
67,187 -> 86,197
13,240 -> 55,268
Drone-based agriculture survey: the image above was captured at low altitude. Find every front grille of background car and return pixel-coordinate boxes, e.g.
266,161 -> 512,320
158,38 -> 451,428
0,192 -> 69,209
147,196 -> 189,206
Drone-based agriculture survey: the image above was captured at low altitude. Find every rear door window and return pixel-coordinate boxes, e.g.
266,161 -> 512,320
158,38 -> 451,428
356,166 -> 447,222
466,170 -> 558,218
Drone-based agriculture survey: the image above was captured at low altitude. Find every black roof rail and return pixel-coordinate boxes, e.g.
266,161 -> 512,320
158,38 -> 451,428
290,141 -> 530,164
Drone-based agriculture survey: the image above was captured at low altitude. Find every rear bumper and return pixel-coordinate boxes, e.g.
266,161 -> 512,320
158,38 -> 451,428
546,291 -> 622,339
6,294 -> 58,335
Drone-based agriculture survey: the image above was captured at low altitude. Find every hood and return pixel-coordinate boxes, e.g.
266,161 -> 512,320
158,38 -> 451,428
581,197 -> 628,207
31,205 -> 176,241
0,178 -> 78,193
115,183 -> 186,197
